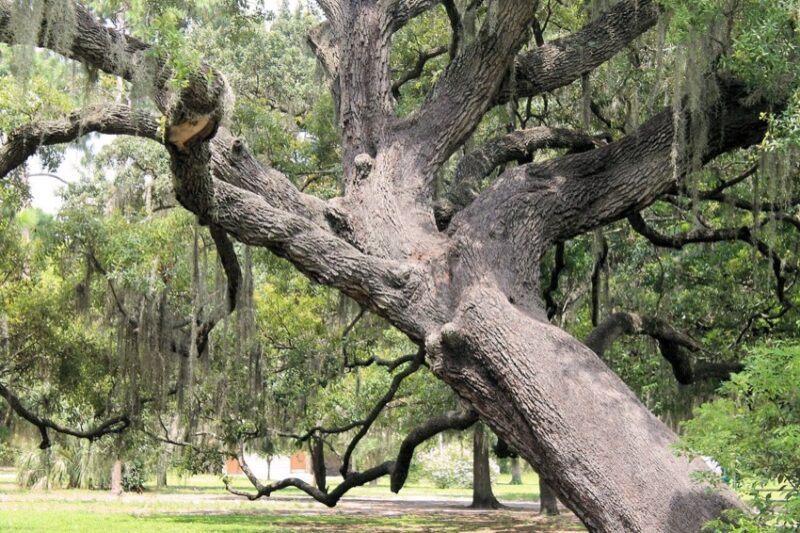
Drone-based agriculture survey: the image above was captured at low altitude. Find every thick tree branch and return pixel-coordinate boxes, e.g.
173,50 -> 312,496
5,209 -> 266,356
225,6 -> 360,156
448,79 -> 774,313
503,0 -> 659,103
404,0 -> 538,168
448,127 -> 600,211
385,0 -> 442,32
0,105 -> 160,180
209,179 -> 424,339
208,224 -> 242,312
0,382 -> 130,449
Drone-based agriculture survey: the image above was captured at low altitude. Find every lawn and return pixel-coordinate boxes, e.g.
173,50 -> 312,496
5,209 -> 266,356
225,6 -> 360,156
0,468 -> 584,532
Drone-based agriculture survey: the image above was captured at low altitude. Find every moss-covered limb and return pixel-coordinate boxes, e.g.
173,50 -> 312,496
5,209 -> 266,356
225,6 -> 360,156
0,382 -> 130,449
0,0 -> 227,154
0,105 -> 160,180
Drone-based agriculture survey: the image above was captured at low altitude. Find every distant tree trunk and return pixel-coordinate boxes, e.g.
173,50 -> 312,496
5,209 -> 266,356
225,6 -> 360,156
311,437 -> 327,494
510,456 -> 523,485
110,460 -> 123,495
156,466 -> 168,488
471,423 -> 501,509
539,477 -> 560,515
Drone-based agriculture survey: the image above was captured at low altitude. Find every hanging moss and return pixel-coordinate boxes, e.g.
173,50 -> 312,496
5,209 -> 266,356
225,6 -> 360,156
8,0 -> 76,80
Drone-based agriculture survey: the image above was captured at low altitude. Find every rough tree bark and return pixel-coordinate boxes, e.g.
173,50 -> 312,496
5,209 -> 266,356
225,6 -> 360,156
471,423 -> 500,509
0,0 -> 773,530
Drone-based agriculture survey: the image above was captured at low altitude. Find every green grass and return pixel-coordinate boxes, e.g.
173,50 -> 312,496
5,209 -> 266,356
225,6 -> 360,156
0,510 -> 583,532
0,468 -> 586,532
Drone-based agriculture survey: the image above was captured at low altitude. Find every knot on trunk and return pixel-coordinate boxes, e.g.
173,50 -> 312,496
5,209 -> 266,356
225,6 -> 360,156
354,152 -> 374,181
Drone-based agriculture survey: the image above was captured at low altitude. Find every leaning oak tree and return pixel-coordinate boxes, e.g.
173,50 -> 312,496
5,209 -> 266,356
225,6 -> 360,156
1,0 -> 795,530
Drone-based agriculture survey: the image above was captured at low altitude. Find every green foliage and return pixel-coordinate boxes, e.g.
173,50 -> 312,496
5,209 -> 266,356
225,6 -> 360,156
678,345 -> 800,530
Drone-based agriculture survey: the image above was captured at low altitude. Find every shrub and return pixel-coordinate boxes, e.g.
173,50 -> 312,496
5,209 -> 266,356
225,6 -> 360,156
417,443 -> 499,489
678,345 -> 800,531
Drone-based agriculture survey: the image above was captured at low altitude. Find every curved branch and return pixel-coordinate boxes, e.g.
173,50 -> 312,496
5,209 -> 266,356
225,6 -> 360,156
448,127 -> 600,211
0,105 -> 160,179
226,441 -> 394,506
339,348 -> 425,476
584,312 -> 743,385
385,0 -> 442,32
627,212 -> 791,304
391,45 -> 448,98
390,408 -> 478,492
0,382 -> 130,449
228,406 -> 477,505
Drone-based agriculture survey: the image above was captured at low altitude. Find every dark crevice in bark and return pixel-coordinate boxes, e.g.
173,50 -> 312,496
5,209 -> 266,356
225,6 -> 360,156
544,242 -> 566,321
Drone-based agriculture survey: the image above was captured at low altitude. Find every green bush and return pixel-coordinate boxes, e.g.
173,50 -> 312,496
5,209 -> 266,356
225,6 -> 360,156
416,444 -> 499,489
678,345 -> 800,531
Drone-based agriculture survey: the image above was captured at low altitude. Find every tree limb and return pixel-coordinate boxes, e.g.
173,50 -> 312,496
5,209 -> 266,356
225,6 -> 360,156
448,127 -> 600,211
0,382 -> 130,449
627,211 -> 791,304
503,0 -> 659,103
584,312 -> 743,384
391,45 -> 448,98
228,406 -> 477,505
389,408 -> 478,491
0,105 -> 160,180
339,348 -> 425,476
404,0 -> 538,168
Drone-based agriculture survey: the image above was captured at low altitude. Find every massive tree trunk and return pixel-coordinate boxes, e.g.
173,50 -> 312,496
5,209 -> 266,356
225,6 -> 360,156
0,0 -> 772,530
471,423 -> 500,509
